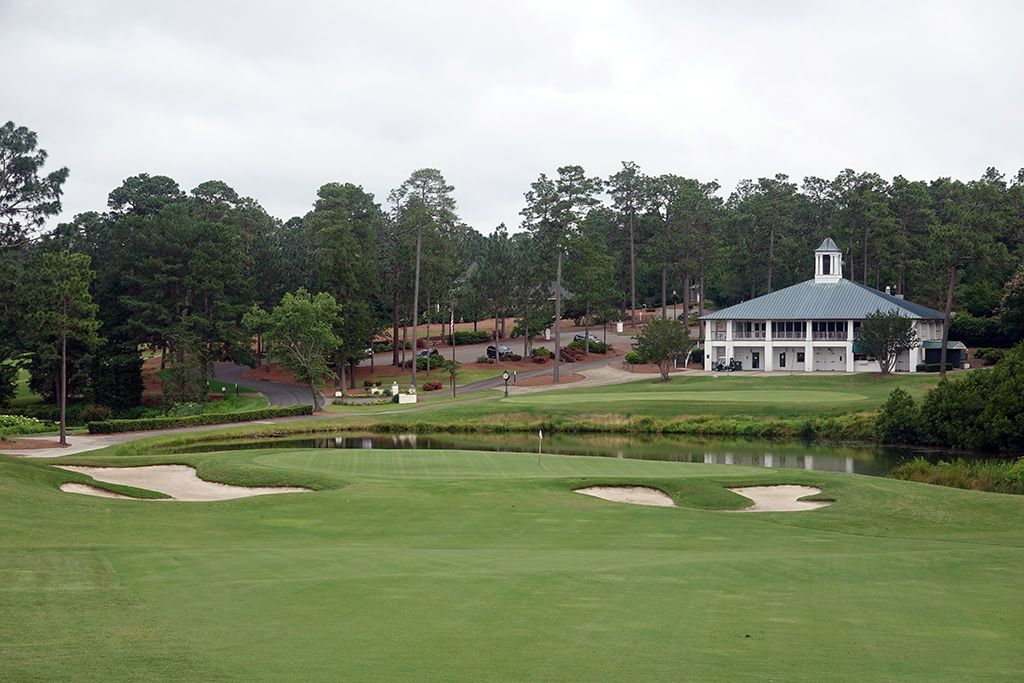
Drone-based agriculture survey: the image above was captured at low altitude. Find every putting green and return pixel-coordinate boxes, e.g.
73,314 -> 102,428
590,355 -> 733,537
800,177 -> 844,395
506,389 -> 868,405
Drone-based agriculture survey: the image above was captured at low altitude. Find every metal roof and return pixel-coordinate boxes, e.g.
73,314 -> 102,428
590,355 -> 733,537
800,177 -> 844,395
702,278 -> 945,321
815,237 -> 840,251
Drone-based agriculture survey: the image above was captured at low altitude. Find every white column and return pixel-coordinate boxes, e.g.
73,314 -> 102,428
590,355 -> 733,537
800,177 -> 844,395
725,343 -> 734,363
725,320 -> 733,341
847,320 -> 854,342
909,345 -> 919,373
804,320 -> 813,372
764,320 -> 773,372
845,342 -> 854,372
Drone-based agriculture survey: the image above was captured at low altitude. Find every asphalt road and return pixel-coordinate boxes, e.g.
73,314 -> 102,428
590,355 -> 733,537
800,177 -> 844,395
211,363 -> 316,407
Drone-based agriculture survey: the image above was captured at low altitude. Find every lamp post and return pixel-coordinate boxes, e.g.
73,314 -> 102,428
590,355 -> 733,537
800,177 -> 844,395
502,370 -> 510,398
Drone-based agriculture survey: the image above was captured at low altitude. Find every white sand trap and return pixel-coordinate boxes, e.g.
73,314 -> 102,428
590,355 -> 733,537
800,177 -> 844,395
60,482 -> 138,499
56,465 -> 311,502
728,485 -> 831,512
574,486 -> 676,508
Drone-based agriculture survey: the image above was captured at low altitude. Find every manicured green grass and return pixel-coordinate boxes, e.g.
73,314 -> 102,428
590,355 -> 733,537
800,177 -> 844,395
10,368 -> 42,409
500,372 -> 940,417
2,444 -> 1023,679
206,379 -> 261,395
200,395 -> 269,414
508,388 -> 866,406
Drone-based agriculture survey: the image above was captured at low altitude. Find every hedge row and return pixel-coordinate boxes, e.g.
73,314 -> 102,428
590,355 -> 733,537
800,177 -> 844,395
88,404 -> 314,433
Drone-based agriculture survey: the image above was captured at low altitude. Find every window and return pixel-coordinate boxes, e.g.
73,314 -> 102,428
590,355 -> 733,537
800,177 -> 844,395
822,254 -> 831,275
797,352 -> 805,363
779,352 -> 786,368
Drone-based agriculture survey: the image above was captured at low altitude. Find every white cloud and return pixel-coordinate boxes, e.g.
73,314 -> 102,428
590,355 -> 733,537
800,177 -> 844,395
1,0 -> 1021,233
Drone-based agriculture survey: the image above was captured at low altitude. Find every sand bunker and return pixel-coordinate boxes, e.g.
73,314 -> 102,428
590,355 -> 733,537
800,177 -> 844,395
728,485 -> 831,512
574,486 -> 676,508
56,465 -> 311,502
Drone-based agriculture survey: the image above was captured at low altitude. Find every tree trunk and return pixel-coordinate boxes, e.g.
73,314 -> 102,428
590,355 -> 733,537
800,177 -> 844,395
349,360 -> 357,389
338,361 -> 346,397
309,382 -> 323,411
584,303 -> 591,355
683,273 -> 691,323
660,266 -> 667,319
425,292 -> 431,350
554,249 -> 563,383
411,227 -> 422,389
659,359 -> 669,382
392,289 -> 400,367
940,265 -> 957,378
629,211 -> 636,326
767,225 -> 776,293
59,328 -> 67,446
698,265 -> 706,340
863,225 -> 870,283
494,307 -> 500,367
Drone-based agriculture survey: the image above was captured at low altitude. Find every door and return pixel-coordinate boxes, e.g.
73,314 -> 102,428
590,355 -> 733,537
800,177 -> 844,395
779,351 -> 786,368
752,351 -> 760,369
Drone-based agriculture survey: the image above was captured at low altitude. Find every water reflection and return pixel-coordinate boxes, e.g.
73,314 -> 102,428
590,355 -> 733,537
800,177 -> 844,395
176,431 -> 952,477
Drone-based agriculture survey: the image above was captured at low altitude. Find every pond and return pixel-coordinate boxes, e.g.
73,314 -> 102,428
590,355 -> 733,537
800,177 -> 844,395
175,431 -> 950,477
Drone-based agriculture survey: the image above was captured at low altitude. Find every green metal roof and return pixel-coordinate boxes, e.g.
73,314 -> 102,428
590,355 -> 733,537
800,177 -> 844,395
922,340 -> 967,350
816,237 -> 840,251
702,278 -> 945,321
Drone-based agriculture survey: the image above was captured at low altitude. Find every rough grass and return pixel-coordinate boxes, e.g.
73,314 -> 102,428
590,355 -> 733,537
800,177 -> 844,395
892,457 -> 1024,494
2,447 -> 1024,679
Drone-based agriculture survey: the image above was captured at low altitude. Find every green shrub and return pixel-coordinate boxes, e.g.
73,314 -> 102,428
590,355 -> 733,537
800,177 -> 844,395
77,404 -> 113,423
916,363 -> 957,372
452,330 -> 492,345
624,350 -> 650,365
689,347 -> 704,364
875,387 -> 920,444
531,347 -> 554,359
0,414 -> 54,436
87,404 -> 313,434
416,355 -> 447,371
974,348 -> 1006,365
165,402 -> 204,417
566,339 -> 610,354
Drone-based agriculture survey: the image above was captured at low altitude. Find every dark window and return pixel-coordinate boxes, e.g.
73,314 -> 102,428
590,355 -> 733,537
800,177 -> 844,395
797,352 -> 806,363
779,352 -> 786,368
822,254 -> 831,275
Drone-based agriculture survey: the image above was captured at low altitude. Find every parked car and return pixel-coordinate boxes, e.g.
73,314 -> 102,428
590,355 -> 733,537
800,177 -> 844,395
486,343 -> 513,359
416,348 -> 439,359
573,332 -> 602,344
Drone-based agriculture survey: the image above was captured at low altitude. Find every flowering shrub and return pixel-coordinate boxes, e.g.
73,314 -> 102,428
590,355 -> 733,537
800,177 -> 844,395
0,414 -> 54,436
422,382 -> 444,392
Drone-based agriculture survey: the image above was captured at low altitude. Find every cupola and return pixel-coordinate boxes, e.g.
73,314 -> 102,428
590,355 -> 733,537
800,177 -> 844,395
814,237 -> 842,283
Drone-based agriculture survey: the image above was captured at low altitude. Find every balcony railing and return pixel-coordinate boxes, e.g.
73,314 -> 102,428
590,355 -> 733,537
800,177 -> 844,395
709,331 -> 727,340
812,331 -> 847,341
734,331 -> 765,340
772,330 -> 806,340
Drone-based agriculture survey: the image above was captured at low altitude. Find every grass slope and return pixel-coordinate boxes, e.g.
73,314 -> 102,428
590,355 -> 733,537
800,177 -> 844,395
2,446 -> 1023,680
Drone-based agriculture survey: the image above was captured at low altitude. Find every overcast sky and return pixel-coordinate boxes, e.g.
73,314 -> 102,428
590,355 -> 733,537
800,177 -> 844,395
2,0 -> 1022,233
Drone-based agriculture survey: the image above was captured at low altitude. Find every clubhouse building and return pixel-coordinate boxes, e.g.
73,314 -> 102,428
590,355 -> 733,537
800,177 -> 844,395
701,238 -> 962,373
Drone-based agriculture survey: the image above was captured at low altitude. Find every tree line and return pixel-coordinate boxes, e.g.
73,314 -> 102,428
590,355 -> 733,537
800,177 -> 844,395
2,120 -> 1023,417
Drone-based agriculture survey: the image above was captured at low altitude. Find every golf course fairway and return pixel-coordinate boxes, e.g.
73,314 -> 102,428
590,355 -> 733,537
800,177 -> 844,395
2,447 -> 1023,681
